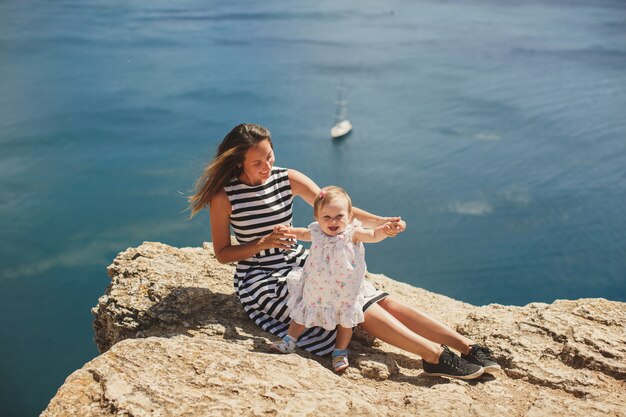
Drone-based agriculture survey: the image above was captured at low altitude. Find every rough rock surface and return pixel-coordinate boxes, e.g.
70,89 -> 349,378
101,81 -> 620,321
43,242 -> 626,416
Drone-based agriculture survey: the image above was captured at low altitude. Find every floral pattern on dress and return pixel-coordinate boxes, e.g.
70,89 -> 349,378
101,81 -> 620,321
286,221 -> 367,330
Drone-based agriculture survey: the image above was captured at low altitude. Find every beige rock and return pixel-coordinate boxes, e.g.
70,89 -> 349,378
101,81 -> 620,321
42,242 -> 626,416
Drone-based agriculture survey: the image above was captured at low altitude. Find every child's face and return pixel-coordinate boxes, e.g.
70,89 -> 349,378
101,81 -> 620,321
317,197 -> 351,237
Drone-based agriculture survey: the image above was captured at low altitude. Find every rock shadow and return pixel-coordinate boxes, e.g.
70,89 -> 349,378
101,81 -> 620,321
139,286 -> 269,344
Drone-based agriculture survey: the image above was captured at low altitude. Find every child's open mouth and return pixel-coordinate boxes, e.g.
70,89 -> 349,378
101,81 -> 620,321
328,226 -> 339,232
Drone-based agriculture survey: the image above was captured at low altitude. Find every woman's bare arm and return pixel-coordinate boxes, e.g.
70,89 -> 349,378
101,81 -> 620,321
288,168 -> 406,235
209,189 -> 296,263
288,169 -> 320,205
352,207 -> 392,228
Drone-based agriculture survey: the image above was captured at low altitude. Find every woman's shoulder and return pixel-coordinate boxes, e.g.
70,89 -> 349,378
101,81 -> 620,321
285,168 -> 302,184
287,169 -> 319,202
287,167 -> 317,182
222,174 -> 242,191
209,188 -> 231,214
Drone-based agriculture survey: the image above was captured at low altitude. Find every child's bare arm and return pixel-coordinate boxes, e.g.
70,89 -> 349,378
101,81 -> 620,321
352,223 -> 395,243
274,225 -> 311,242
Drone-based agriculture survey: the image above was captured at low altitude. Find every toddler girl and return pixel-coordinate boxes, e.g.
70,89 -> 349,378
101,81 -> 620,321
270,186 -> 402,372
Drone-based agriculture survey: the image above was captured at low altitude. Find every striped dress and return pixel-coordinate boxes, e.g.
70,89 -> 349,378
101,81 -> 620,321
224,167 -> 388,356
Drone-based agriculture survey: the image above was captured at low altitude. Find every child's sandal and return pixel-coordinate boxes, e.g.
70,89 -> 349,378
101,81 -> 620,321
270,335 -> 296,354
332,349 -> 349,372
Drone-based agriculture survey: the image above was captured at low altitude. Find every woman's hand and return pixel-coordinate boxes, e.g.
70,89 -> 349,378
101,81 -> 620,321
382,217 -> 406,236
258,225 -> 297,250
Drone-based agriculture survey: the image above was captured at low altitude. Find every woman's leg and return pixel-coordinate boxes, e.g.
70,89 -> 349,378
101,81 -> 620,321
360,303 -> 442,363
377,296 -> 474,355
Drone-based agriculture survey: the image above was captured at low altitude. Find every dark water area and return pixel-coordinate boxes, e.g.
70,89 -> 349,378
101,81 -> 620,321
1,0 -> 625,414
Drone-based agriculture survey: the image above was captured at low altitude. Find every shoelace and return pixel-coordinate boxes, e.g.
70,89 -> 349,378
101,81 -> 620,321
471,345 -> 494,361
441,346 -> 464,371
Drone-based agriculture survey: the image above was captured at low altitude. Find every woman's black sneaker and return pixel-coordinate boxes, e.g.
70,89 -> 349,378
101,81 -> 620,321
462,344 -> 501,373
422,345 -> 484,380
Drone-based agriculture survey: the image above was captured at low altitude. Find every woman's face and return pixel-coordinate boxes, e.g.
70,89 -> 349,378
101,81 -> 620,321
240,139 -> 275,185
317,197 -> 351,237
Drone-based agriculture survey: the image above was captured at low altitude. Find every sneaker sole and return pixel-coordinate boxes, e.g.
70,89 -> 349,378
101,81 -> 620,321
422,367 -> 484,380
482,364 -> 501,373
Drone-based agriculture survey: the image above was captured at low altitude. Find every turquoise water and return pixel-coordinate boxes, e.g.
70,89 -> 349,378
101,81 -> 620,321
1,0 -> 625,414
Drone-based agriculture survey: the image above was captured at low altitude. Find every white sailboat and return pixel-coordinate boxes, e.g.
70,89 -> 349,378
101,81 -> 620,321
330,86 -> 352,139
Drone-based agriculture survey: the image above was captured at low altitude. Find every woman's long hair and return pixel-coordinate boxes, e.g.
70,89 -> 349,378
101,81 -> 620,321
189,123 -> 272,218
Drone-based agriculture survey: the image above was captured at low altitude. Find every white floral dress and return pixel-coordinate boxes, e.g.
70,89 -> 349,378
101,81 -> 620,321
286,221 -> 367,331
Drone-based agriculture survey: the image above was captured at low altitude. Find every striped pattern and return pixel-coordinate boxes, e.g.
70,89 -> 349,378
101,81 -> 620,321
225,167 -> 387,356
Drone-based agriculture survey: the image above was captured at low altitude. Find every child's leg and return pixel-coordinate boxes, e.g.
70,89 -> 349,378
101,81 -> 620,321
332,326 -> 353,372
270,319 -> 306,354
334,326 -> 353,350
287,320 -> 306,341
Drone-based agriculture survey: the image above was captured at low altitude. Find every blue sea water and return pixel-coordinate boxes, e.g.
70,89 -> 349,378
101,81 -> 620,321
1,0 -> 625,414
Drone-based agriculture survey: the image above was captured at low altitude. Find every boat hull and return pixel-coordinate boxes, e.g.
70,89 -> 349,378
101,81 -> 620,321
331,120 -> 352,138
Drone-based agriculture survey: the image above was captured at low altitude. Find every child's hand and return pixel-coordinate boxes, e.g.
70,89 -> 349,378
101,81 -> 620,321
383,218 -> 405,237
273,225 -> 292,234
260,225 -> 296,250
274,225 -> 297,244
381,222 -> 394,235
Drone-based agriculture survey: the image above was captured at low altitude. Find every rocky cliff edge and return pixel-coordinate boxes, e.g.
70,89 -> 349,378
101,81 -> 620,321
42,242 -> 626,416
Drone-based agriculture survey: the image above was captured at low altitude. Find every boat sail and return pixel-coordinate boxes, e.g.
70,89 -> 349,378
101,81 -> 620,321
330,85 -> 352,139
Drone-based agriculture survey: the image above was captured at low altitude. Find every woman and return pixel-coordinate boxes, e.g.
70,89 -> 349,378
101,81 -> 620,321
189,123 -> 499,379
